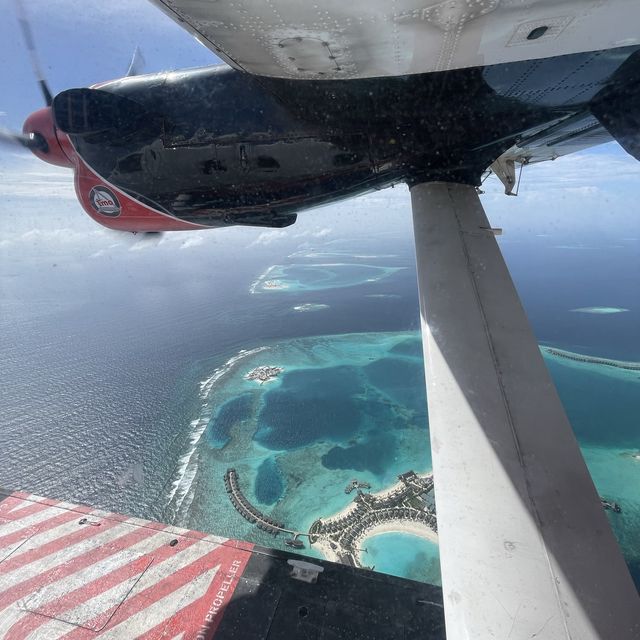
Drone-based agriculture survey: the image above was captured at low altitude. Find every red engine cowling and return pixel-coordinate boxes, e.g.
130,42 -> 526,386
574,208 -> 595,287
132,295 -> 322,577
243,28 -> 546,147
73,160 -> 208,232
22,106 -> 206,232
23,107 -> 75,168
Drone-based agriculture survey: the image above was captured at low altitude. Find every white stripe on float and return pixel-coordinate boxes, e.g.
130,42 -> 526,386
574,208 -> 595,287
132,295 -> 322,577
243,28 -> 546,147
43,502 -> 86,512
0,521 -> 135,594
44,541 -> 216,631
0,535 -> 34,566
4,495 -> 51,512
89,566 -> 219,640
0,603 -> 26,639
28,556 -> 153,635
5,517 -> 94,558
0,506 -> 67,537
20,616 -> 75,639
0,513 -> 106,571
0,500 -> 91,532
0,523 -> 77,564
15,531 -> 171,612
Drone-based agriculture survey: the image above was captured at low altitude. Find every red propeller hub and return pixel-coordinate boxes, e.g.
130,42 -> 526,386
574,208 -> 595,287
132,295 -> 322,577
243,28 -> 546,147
22,107 -> 75,168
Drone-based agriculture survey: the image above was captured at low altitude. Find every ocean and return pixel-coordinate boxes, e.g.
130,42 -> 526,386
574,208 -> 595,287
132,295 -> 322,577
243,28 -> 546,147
1,197 -> 638,590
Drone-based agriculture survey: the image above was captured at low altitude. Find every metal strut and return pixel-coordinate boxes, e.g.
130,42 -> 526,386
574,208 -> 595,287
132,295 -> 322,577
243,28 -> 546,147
410,182 -> 639,640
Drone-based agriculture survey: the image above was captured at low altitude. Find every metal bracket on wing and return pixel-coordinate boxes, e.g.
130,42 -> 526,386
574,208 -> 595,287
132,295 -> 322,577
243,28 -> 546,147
489,156 -> 519,195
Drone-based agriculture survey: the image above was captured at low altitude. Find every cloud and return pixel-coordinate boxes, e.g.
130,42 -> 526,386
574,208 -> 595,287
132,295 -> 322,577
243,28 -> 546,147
479,143 -> 640,241
9,227 -> 108,245
247,225 -> 334,247
0,162 -> 76,200
296,227 -> 333,239
486,144 -> 640,196
179,235 -> 205,250
128,234 -> 165,251
248,230 -> 289,247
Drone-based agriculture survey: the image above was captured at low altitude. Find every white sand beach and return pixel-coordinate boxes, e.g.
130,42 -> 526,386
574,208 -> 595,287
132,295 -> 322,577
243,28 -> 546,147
311,473 -> 437,566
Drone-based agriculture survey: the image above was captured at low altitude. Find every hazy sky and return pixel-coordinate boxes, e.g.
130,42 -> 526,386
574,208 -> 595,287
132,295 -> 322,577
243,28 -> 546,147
0,0 -> 638,262
0,0 -> 216,130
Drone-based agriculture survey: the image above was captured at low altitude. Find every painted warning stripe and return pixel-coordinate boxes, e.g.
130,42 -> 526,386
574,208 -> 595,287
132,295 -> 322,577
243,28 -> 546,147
0,524 -> 160,608
0,491 -> 253,638
4,555 -> 152,640
0,509 -> 89,551
0,493 -> 50,511
0,502 -> 83,542
4,537 -> 204,640
39,534 -> 206,619
90,567 -> 220,640
60,544 -> 236,638
0,521 -> 131,599
143,551 -> 252,640
0,515 -> 118,577
0,497 -> 58,521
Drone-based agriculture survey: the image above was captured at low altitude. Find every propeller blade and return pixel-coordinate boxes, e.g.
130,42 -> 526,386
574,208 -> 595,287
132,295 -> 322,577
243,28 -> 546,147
0,127 -> 48,152
126,46 -> 146,77
14,0 -> 54,106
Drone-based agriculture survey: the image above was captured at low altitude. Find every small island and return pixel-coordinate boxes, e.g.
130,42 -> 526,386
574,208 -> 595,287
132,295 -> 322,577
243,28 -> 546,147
263,280 -> 288,290
244,365 -> 284,384
571,307 -> 629,314
293,303 -> 329,312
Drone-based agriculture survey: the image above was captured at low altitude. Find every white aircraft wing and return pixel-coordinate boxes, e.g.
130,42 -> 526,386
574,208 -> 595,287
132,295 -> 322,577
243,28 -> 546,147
149,0 -> 640,79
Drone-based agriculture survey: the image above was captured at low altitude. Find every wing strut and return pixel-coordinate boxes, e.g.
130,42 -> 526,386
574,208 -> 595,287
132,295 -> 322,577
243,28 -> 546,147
410,182 -> 639,639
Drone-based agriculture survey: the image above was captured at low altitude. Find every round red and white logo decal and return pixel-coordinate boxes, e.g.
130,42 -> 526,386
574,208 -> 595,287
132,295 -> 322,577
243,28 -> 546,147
89,186 -> 121,217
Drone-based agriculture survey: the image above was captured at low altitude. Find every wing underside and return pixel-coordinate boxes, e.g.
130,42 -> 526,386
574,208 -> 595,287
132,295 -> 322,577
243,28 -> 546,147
149,0 -> 640,80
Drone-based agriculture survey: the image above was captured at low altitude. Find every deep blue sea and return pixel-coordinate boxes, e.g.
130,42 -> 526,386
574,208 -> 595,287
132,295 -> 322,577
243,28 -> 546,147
1,210 -> 638,589
0,233 -> 419,519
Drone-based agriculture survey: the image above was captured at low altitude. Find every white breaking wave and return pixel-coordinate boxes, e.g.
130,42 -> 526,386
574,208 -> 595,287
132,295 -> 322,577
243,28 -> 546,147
166,346 -> 269,515
293,303 -> 330,312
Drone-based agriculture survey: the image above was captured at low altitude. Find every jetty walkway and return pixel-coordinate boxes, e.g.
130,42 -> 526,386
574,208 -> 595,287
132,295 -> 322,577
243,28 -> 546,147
345,479 -> 371,494
224,468 -> 287,536
543,346 -> 640,371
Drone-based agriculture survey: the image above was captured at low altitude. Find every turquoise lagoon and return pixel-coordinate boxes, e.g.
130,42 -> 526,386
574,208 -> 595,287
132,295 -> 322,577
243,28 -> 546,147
167,332 -> 640,587
166,332 -> 431,572
361,532 -> 441,585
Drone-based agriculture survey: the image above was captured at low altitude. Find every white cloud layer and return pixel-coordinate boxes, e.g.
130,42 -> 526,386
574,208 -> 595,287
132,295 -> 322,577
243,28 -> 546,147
248,226 -> 334,247
249,229 -> 289,247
